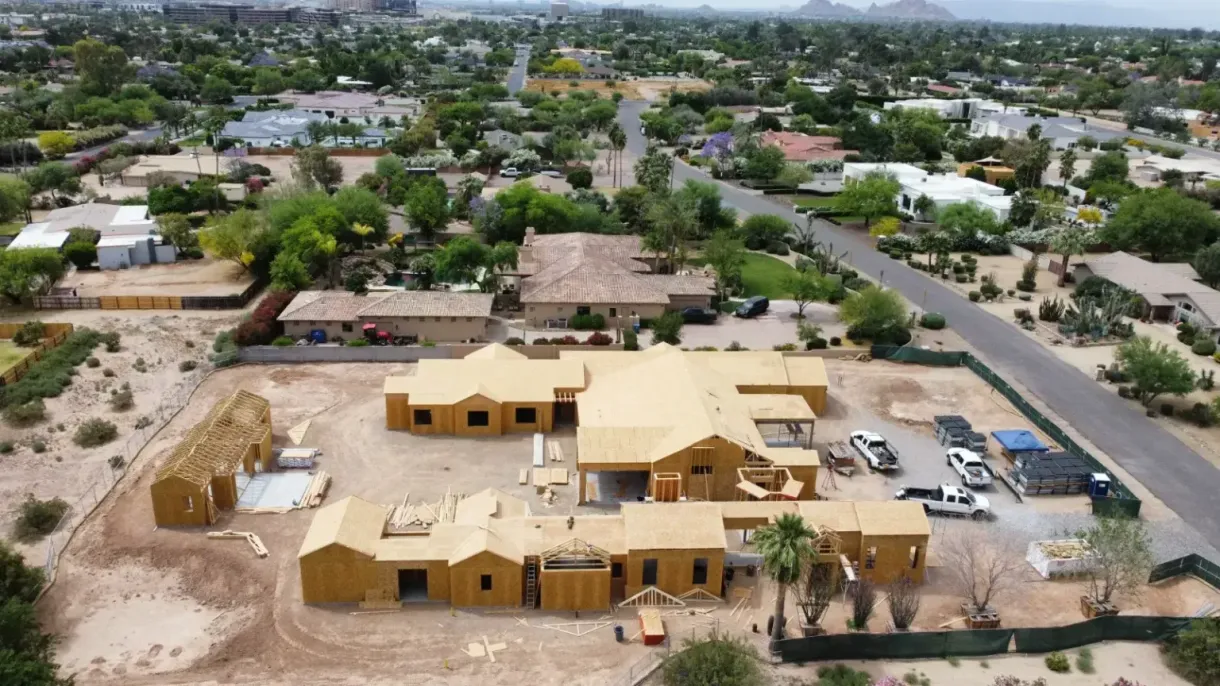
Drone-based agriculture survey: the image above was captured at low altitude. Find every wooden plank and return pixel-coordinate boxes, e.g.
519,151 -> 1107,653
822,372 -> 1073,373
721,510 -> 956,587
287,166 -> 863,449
549,468 -> 569,485
519,469 -> 530,485
533,468 -> 550,487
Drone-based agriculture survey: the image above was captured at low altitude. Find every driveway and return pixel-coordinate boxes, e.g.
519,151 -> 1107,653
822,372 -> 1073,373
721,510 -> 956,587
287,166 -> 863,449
677,301 -> 844,350
507,46 -> 530,96
617,100 -> 1220,546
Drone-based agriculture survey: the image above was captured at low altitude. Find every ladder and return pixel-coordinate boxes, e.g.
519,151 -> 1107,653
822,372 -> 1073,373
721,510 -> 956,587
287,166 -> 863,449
524,557 -> 538,609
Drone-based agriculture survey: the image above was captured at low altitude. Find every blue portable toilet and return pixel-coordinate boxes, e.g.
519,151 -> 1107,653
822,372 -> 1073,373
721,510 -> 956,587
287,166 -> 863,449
1088,473 -> 1111,498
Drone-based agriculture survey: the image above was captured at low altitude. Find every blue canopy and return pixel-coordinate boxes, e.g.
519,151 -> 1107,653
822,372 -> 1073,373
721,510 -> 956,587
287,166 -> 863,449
990,429 -> 1049,453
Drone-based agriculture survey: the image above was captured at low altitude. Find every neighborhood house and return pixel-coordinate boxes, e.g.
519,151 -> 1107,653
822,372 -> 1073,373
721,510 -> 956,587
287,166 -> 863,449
277,290 -> 495,342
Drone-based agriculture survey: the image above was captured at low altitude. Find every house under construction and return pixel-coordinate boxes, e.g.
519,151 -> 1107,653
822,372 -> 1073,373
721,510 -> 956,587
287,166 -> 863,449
298,489 -> 930,607
383,344 -> 829,503
149,390 -> 273,527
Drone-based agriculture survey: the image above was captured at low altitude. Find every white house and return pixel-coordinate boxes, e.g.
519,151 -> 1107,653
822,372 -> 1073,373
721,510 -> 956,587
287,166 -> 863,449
221,110 -> 389,148
970,113 -> 1123,150
883,98 -> 1021,120
9,203 -> 175,270
843,162 -> 1012,221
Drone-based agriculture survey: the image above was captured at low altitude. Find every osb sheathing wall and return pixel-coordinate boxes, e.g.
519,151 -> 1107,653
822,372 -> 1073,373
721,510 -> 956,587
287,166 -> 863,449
652,437 -> 748,502
454,395 -> 502,436
449,551 -> 523,607
624,549 -> 724,599
539,568 -> 612,611
386,397 -> 554,435
861,535 -> 928,584
498,402 -> 553,433
149,477 -> 211,527
386,393 -> 410,430
299,547 -> 380,604
787,465 -> 818,500
373,560 -> 452,601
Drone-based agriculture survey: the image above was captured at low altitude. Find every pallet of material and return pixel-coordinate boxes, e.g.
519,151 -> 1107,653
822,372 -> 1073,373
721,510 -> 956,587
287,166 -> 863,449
549,468 -> 569,485
638,609 -> 666,646
300,471 -> 331,508
275,447 -> 318,469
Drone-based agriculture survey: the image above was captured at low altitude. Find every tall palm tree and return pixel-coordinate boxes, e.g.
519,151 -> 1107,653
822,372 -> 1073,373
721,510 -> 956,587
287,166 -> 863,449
753,513 -> 816,651
644,194 -> 697,273
608,123 -> 626,188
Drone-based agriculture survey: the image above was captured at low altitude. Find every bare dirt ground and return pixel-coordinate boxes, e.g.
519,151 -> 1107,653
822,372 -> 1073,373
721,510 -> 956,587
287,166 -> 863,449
34,357 -> 1216,685
62,259 -> 256,298
524,77 -> 711,102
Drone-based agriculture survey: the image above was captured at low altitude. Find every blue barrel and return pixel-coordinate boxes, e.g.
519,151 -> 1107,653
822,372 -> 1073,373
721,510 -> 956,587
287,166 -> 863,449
614,624 -> 624,642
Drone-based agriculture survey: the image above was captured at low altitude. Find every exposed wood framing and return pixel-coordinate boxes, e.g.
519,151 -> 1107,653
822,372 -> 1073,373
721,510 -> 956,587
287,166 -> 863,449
676,588 -> 724,603
541,621 -> 613,637
618,586 -> 686,608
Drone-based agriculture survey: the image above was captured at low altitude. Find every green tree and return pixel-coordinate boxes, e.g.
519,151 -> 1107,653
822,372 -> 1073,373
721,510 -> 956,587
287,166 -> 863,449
644,193 -> 698,272
783,269 -> 835,319
634,148 -> 673,193
200,75 -> 234,104
1078,515 -> 1153,605
838,285 -> 908,340
1084,150 -> 1129,186
1102,188 -> 1220,262
936,201 -> 999,238
404,178 -> 450,242
1167,618 -> 1220,685
1115,336 -> 1197,406
0,248 -> 65,304
836,171 -> 899,229
912,194 -> 936,221
675,180 -> 735,239
1049,228 -> 1094,287
612,185 -> 651,233
333,185 -> 389,246
0,541 -> 67,685
1002,137 -> 1052,189
36,131 -> 75,159
198,209 -> 262,272
281,217 -> 338,284
74,38 -> 128,96
1193,243 -> 1220,288
566,167 -> 593,190
703,229 -> 746,300
63,241 -> 96,269
269,252 -> 312,291
740,213 -> 790,250
650,311 -> 683,345
1059,148 -> 1077,188
0,176 -> 32,223
743,145 -> 786,181
660,634 -> 763,686
252,68 -> 286,96
753,513 -> 815,649
775,164 -> 813,188
291,145 -> 343,190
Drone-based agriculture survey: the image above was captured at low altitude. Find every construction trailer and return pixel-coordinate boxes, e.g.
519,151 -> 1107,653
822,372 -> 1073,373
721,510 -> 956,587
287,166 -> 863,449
149,390 -> 272,527
297,492 -> 929,607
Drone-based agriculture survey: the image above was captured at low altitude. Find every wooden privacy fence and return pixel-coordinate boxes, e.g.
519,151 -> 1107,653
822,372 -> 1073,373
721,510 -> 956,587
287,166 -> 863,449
0,322 -> 74,387
34,281 -> 264,311
776,616 -> 1194,663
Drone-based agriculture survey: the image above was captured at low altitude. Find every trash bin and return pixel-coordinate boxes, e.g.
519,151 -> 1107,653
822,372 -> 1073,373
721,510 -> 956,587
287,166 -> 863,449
614,624 -> 624,642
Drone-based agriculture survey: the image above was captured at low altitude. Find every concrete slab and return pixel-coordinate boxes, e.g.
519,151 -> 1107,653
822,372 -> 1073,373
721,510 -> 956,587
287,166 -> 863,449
235,472 -> 313,509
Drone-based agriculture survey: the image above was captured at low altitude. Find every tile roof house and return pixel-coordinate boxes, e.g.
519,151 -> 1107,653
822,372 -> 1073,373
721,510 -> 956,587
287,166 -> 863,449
277,290 -> 494,342
758,131 -> 856,162
222,110 -> 388,148
514,231 -> 714,327
247,51 -> 280,68
1074,251 -> 1220,340
970,114 -> 1122,150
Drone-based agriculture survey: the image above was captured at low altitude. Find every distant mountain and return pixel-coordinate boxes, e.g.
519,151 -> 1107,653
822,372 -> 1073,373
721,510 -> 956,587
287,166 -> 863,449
866,0 -> 955,20
793,0 -> 861,16
695,3 -> 717,10
938,0 -> 1216,29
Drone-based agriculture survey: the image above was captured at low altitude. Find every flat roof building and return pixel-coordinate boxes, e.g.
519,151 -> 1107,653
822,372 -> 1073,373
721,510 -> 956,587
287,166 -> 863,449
844,162 -> 1012,221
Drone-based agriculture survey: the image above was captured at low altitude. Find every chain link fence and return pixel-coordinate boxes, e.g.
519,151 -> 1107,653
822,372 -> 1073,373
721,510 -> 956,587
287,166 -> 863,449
41,369 -> 210,585
608,622 -> 722,686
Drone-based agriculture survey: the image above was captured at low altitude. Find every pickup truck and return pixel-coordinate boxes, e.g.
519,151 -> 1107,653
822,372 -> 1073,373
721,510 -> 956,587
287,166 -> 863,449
850,430 -> 900,471
946,448 -> 993,488
895,484 -> 991,519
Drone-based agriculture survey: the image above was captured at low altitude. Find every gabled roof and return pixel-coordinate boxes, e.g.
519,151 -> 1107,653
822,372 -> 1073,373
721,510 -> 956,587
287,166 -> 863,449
153,390 -> 270,488
448,524 -> 525,565
298,496 -> 388,558
464,343 -> 527,360
278,291 -> 494,322
384,358 -> 586,404
1080,251 -> 1220,324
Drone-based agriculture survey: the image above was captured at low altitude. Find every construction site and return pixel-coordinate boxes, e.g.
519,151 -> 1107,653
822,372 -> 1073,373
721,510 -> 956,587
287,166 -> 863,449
34,349 -> 1220,684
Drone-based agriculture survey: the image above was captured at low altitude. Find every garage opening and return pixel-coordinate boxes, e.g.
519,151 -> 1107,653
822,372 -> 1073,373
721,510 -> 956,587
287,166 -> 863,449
554,391 -> 577,426
585,470 -> 650,506
397,569 -> 429,602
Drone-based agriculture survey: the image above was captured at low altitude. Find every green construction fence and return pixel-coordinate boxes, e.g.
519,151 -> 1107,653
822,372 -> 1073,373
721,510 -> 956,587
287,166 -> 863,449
1149,554 -> 1220,588
870,345 -> 1143,517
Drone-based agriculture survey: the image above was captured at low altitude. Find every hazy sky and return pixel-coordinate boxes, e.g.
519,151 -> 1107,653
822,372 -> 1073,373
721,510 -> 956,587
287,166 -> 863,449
636,0 -> 1214,17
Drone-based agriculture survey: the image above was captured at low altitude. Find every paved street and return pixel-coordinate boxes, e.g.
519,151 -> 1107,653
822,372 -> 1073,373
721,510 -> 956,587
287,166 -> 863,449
507,45 -> 530,96
617,100 -> 1220,545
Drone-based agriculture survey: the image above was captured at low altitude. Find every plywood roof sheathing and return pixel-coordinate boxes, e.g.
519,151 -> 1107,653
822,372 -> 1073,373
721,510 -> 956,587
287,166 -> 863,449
287,419 -> 311,446
619,586 -> 685,608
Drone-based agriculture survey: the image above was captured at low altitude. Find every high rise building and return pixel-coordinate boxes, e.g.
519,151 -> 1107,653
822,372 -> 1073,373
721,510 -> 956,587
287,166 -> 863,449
602,7 -> 643,19
549,0 -> 568,20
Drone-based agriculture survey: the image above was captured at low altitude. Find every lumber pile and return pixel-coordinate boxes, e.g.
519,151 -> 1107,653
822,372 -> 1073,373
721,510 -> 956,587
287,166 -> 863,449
386,488 -> 466,529
206,530 -> 268,558
300,471 -> 331,508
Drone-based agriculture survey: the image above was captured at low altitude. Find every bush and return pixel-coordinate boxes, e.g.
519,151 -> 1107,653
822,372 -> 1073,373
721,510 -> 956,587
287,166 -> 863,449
968,291 -> 981,302
1019,294 -> 1033,301
102,368 -> 115,377
12,321 -> 45,347
1075,647 -> 1094,674
1186,402 -> 1215,427
30,440 -> 45,453
765,240 -> 790,256
1117,385 -> 1132,399
85,356 -> 100,368
3,399 -> 47,426
623,329 -> 639,351
15,494 -> 69,541
64,241 -> 97,269
955,274 -> 968,283
1167,617 -> 1220,684
774,343 -> 799,351
660,634 -> 761,686
234,291 -> 296,346
919,313 -> 946,330
829,336 -> 841,346
1006,289 -> 1016,297
109,388 -> 134,411
271,336 -> 294,347
133,357 -> 147,373
806,337 -> 828,350
99,331 -> 121,352
0,329 -> 102,409
1045,652 -> 1071,673
347,338 -> 370,347
504,337 -> 526,345
1192,339 -> 1217,356
74,418 -> 118,447
1161,402 -> 1175,417
565,168 -> 593,189
586,332 -> 613,346
0,441 -> 11,453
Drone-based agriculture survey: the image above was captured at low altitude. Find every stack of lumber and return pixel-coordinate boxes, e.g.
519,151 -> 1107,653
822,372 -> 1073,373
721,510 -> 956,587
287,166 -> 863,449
385,489 -> 465,528
302,471 -> 331,508
206,530 -> 268,558
435,487 -> 464,523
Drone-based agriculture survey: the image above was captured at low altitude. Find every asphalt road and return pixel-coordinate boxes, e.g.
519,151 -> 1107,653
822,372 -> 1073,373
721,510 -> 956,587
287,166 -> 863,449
66,126 -> 164,161
507,46 -> 530,96
617,100 -> 1220,546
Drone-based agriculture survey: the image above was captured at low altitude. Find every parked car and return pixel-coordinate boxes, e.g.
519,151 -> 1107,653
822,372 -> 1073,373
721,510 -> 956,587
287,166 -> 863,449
946,448 -> 993,488
895,484 -> 991,519
734,296 -> 769,318
501,167 -> 522,178
539,169 -> 562,178
681,307 -> 718,324
850,430 -> 900,471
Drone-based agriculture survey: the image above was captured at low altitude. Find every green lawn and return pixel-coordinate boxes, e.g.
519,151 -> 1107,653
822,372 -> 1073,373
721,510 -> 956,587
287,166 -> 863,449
791,195 -> 839,208
0,341 -> 31,375
0,221 -> 24,236
740,253 -> 796,299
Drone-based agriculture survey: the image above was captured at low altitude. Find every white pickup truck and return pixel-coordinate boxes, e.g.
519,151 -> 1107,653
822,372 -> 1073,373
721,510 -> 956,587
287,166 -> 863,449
895,484 -> 992,519
946,448 -> 993,488
850,430 -> 900,471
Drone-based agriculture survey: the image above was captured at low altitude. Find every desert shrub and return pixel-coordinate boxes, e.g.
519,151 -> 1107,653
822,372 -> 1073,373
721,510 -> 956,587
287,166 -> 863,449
1161,402 -> 1175,417
1075,648 -> 1094,674
586,332 -> 613,346
3,399 -> 47,426
271,336 -> 294,347
504,337 -> 526,345
1045,652 -> 1070,673
213,329 -> 235,353
99,331 -> 121,352
623,329 -> 639,351
74,418 -> 118,447
766,240 -> 790,256
133,357 -> 147,373
0,441 -> 11,453
85,356 -> 100,368
773,343 -> 798,351
108,454 -> 125,469
234,291 -> 296,346
15,494 -> 69,541
1186,402 -> 1214,427
30,440 -> 45,453
12,321 -> 45,347
956,274 -> 968,283
1192,339 -> 1217,356
102,368 -> 115,377
134,415 -> 153,429
180,360 -> 199,373
109,387 -> 134,411
806,337 -> 827,350
829,336 -> 841,346
660,633 -> 761,686
1117,385 -> 1132,399
813,664 -> 871,686
554,335 -> 580,345
919,313 -> 946,330
1167,618 -> 1220,685
726,341 -> 749,351
1019,293 -> 1033,301
184,340 -> 195,349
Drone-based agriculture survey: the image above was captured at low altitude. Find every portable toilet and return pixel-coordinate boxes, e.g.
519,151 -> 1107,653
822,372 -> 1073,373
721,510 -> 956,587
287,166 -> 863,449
309,329 -> 327,344
1088,473 -> 1112,498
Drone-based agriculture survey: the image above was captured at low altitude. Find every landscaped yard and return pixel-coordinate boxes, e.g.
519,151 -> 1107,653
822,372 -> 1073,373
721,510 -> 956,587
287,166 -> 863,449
740,252 -> 795,299
0,340 -> 31,375
0,221 -> 24,236
790,195 -> 838,208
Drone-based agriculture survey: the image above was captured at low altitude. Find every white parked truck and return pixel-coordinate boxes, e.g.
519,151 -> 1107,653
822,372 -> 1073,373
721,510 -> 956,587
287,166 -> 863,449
895,484 -> 991,519
850,430 -> 900,471
947,448 -> 993,488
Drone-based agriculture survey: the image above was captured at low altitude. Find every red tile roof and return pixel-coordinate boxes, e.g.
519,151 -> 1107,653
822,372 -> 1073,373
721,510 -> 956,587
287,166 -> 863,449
758,131 -> 855,162
927,83 -> 961,95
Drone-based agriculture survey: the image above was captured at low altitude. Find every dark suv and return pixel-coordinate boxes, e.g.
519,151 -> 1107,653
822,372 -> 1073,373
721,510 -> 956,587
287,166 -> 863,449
734,296 -> 769,318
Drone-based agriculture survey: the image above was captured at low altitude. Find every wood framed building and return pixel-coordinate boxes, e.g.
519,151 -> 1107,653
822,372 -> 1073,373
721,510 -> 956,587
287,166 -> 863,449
149,390 -> 272,527
297,491 -> 929,607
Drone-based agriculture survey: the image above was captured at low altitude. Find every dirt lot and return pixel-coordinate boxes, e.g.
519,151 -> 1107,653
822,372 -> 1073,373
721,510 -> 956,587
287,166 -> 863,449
524,77 -> 711,102
33,357 -> 1217,685
62,259 -> 256,298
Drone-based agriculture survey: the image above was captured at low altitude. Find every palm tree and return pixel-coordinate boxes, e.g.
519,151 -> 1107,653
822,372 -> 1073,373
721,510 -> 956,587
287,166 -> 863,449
753,513 -> 816,650
1058,149 -> 1077,189
644,194 -> 698,273
1050,227 -> 1092,287
351,223 -> 374,253
608,123 -> 626,188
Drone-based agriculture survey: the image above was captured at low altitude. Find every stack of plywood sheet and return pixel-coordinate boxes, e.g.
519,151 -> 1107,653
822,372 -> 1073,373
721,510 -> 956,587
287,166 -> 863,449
301,471 -> 331,508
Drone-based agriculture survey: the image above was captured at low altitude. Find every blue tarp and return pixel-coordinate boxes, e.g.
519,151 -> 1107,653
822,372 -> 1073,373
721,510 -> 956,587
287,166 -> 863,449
990,429 -> 1049,453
